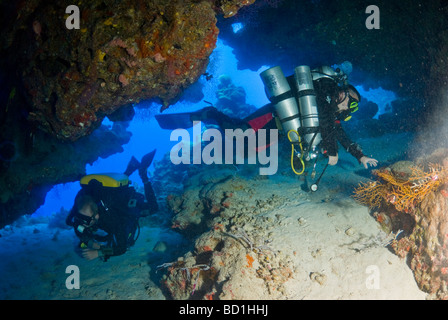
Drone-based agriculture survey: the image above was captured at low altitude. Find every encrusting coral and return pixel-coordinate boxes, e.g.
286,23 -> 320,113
353,150 -> 448,299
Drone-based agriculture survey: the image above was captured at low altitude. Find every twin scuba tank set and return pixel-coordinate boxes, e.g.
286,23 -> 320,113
260,65 -> 348,191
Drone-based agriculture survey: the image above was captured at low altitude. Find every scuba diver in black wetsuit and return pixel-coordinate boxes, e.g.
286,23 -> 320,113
66,150 -> 159,261
312,75 -> 378,169
157,64 -> 378,190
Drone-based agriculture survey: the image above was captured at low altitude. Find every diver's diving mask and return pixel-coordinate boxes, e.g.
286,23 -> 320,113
74,212 -> 93,225
74,211 -> 98,226
348,94 -> 359,113
338,93 -> 359,121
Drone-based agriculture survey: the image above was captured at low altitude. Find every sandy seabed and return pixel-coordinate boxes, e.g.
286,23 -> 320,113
0,133 -> 427,300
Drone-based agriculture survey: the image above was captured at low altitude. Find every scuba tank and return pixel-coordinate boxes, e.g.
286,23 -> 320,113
294,66 -> 321,158
260,66 -> 302,143
260,66 -> 323,156
260,64 -> 349,183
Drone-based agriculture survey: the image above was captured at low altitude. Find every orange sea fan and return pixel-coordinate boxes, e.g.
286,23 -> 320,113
353,179 -> 387,208
353,164 -> 447,212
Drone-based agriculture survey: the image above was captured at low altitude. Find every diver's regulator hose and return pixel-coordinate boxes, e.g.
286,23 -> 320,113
287,129 -> 328,192
288,129 -> 305,175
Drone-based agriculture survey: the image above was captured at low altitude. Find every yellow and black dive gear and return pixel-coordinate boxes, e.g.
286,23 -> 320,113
80,173 -> 129,188
287,129 -> 305,175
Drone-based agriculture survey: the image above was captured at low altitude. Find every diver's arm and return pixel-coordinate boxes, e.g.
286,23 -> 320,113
317,102 -> 339,158
320,127 -> 339,159
89,241 -> 101,249
333,122 -> 365,162
81,248 -> 99,260
78,236 -> 103,260
93,243 -> 126,261
79,223 -> 128,261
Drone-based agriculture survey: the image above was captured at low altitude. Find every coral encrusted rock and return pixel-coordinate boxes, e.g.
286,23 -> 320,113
1,0 -> 221,141
357,149 -> 448,299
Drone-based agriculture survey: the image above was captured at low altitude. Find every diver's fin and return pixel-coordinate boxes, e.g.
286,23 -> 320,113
138,149 -> 156,184
155,112 -> 196,129
140,149 -> 156,169
155,107 -> 220,130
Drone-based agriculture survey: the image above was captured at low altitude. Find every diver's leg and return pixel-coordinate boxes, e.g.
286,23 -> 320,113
191,107 -> 250,131
143,181 -> 158,214
138,149 -> 159,214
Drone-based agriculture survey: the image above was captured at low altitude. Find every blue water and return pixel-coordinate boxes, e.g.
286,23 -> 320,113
32,38 -> 397,217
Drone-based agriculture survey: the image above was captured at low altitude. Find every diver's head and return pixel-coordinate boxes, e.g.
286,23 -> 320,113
74,195 -> 99,227
336,84 -> 361,121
